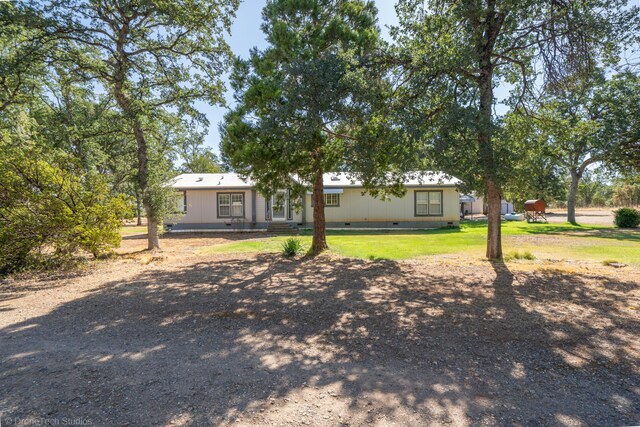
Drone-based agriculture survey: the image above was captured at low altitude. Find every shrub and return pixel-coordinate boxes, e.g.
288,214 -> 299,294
613,207 -> 640,228
0,150 -> 127,275
281,237 -> 304,257
505,250 -> 536,261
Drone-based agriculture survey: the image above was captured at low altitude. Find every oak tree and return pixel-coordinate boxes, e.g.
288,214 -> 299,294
393,0 -> 638,258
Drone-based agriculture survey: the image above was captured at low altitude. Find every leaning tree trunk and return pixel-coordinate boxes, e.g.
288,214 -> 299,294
112,27 -> 160,251
310,163 -> 328,255
113,84 -> 161,250
133,122 -> 160,250
567,169 -> 580,225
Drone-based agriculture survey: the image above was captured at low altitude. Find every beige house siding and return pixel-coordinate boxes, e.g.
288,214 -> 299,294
168,187 -> 459,228
256,193 -> 267,222
304,187 -> 460,223
292,204 -> 303,223
171,189 -> 253,224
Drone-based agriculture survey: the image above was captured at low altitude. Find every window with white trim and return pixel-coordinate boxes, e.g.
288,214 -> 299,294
415,191 -> 442,216
324,193 -> 340,207
218,193 -> 244,217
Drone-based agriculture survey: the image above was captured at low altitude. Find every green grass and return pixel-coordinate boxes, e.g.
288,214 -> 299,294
198,220 -> 640,264
121,226 -> 148,235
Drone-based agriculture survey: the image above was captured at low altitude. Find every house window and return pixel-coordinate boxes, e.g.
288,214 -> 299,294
218,193 -> 244,218
415,191 -> 443,216
324,193 -> 340,207
175,191 -> 187,213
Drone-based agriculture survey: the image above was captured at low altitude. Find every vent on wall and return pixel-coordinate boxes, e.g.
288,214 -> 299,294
344,223 -> 351,226
392,222 -> 399,225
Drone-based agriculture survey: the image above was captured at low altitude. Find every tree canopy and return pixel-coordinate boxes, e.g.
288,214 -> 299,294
390,0 -> 638,258
35,0 -> 240,249
222,0 -> 398,254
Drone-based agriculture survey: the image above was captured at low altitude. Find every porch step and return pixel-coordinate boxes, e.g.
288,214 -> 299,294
266,222 -> 299,235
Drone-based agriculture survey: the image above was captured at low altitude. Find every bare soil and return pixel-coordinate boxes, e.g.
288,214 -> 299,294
1,233 -> 639,426
545,208 -> 616,225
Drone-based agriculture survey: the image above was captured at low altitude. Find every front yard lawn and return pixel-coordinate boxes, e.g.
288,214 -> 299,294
200,221 -> 640,264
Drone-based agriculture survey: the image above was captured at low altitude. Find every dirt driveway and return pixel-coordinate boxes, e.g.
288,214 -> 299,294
546,208 -> 616,225
0,234 -> 639,426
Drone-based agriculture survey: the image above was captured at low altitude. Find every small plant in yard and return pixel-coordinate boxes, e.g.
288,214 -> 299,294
281,238 -> 304,257
613,208 -> 640,228
602,259 -> 627,268
505,250 -> 536,261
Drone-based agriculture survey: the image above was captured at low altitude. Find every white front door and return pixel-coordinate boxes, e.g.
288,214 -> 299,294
271,190 -> 288,221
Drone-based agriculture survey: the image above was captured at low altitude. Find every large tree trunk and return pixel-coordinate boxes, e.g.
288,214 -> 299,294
118,112 -> 160,250
132,121 -> 161,250
475,4 -> 505,260
485,179 -> 502,259
478,69 -> 503,259
147,215 -> 160,249
310,164 -> 328,255
567,169 -> 580,225
112,26 -> 160,251
113,82 -> 161,250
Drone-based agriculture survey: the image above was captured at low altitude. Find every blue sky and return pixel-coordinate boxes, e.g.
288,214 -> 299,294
200,0 -> 399,154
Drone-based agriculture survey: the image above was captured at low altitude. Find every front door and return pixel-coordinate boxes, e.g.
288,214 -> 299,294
271,190 -> 288,221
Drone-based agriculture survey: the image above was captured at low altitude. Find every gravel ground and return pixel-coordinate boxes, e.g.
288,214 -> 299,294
0,234 -> 639,426
545,208 -> 616,225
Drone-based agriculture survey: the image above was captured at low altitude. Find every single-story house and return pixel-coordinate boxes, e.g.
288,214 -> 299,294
460,194 -> 514,217
166,172 -> 461,231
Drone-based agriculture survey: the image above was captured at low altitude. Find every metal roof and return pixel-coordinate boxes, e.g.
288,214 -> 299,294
170,173 -> 254,189
320,172 -> 460,187
170,171 -> 460,190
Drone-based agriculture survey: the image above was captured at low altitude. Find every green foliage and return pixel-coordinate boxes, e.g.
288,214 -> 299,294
596,72 -> 640,174
26,0 -> 240,248
0,143 -> 127,274
611,181 -> 640,206
575,169 -> 613,207
391,0 -> 638,257
391,0 -> 637,190
222,0 -> 401,204
0,3 -> 50,112
501,112 -> 566,208
281,237 -> 304,257
613,208 -> 640,228
222,0 -> 400,253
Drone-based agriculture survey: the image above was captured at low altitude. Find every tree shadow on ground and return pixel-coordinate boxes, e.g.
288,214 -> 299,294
0,255 -> 638,425
121,232 -> 286,241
